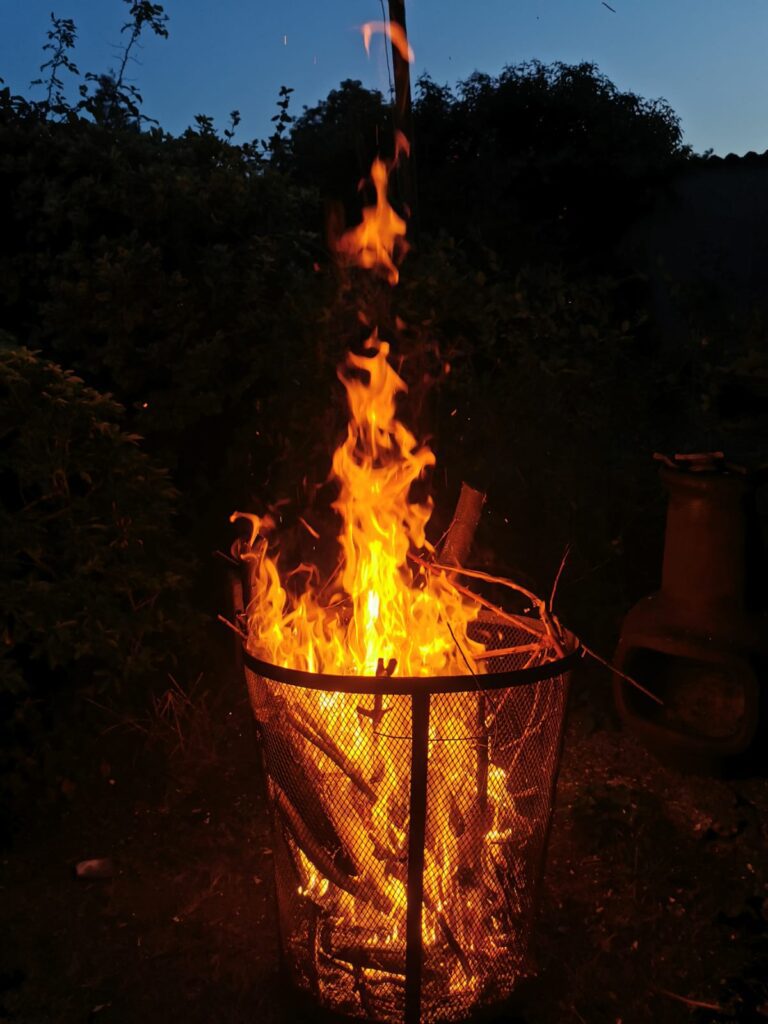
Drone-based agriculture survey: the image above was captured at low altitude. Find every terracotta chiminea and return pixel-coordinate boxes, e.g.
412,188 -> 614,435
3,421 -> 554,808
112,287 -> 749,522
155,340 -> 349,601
613,453 -> 768,771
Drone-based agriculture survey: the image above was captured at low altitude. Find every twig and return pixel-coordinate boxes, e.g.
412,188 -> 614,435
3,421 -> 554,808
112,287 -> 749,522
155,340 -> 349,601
415,552 -> 660,707
213,548 -> 240,565
655,987 -> 724,1012
436,911 -> 473,980
421,556 -> 542,608
217,613 -> 246,639
286,709 -> 377,802
409,551 -> 566,656
582,643 -> 663,706
298,516 -> 320,539
473,643 -> 543,662
430,559 -> 566,657
549,543 -> 571,613
408,552 -> 547,641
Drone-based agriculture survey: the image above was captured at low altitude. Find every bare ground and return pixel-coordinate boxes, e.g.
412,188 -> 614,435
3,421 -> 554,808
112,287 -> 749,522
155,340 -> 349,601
2,656 -> 767,1024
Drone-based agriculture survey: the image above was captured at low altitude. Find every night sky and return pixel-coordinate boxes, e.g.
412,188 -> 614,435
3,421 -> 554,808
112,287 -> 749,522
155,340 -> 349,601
2,0 -> 768,156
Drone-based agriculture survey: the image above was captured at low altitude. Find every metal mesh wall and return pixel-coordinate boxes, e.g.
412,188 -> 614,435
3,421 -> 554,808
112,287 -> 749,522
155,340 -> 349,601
245,620 -> 570,1024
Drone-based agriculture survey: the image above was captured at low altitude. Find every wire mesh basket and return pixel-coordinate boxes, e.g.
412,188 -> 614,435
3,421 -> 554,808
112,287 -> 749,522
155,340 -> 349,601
241,616 -> 578,1024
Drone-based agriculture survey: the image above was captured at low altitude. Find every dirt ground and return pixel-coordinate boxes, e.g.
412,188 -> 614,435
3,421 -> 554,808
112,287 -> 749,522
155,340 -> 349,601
2,652 -> 767,1024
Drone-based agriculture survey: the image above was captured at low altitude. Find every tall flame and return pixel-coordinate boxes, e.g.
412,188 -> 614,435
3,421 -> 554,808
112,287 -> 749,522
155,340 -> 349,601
333,135 -> 410,285
234,327 -> 482,676
233,136 -> 486,676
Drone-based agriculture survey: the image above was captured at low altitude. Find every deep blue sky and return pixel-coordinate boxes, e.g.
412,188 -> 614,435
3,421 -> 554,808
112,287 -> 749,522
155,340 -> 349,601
2,1 -> 767,156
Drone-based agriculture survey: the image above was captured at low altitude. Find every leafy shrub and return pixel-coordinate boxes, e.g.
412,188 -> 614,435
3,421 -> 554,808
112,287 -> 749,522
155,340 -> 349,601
0,93 -> 326,543
283,64 -> 691,271
0,343 -> 192,695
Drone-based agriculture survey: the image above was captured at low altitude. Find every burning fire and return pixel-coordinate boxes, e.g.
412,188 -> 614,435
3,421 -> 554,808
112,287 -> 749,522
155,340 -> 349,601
232,23 -> 568,1018
233,134 -> 482,678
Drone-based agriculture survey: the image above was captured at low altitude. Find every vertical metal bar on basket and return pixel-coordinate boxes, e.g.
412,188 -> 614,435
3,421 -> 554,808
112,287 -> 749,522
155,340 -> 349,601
404,691 -> 430,1024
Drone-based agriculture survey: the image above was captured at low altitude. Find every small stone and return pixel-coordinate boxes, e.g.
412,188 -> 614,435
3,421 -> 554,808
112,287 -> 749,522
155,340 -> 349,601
75,858 -> 114,880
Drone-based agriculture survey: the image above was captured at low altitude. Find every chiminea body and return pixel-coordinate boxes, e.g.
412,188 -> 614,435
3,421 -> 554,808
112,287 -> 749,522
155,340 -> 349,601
614,461 -> 768,770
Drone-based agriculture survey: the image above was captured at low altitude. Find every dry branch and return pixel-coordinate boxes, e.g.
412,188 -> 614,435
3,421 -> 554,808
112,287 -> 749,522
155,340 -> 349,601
286,706 -> 378,802
273,785 -> 393,914
655,988 -> 724,1013
261,723 -> 358,876
583,643 -> 663,706
317,947 -> 406,985
429,559 -> 566,656
473,643 -> 543,662
408,552 -> 550,642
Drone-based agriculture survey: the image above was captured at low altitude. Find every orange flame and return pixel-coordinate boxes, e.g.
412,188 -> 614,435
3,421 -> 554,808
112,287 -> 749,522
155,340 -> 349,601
237,331 -> 482,677
361,20 -> 415,63
237,53 -> 476,677
333,149 -> 409,284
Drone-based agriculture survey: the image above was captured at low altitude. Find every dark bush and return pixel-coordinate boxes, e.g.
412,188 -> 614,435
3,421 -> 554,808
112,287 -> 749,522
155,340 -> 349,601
0,343 -> 192,695
283,63 -> 690,271
0,91 -> 328,540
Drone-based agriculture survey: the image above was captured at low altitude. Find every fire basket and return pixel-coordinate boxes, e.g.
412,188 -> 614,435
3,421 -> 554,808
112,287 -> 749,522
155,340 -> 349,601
239,613 -> 578,1024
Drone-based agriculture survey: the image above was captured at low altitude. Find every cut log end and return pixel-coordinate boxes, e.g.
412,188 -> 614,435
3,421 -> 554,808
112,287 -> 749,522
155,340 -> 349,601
440,482 -> 486,569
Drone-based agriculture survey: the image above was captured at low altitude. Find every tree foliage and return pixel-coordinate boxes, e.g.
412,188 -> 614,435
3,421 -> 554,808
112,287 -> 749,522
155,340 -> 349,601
25,1 -> 169,128
0,344 -> 192,695
284,63 -> 689,269
0,14 -> 717,709
29,13 -> 79,119
0,86 -> 328,533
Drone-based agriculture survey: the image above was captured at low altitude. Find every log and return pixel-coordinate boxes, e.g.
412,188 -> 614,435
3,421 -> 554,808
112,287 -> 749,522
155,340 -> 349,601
318,947 -> 406,986
439,482 -> 486,568
261,722 -> 358,877
286,707 -> 377,803
332,944 -> 408,977
436,912 -> 473,981
230,535 -> 262,609
273,785 -> 393,915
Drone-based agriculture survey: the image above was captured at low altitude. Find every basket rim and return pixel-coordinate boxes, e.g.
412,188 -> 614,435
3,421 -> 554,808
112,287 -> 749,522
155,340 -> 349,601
241,632 -> 582,695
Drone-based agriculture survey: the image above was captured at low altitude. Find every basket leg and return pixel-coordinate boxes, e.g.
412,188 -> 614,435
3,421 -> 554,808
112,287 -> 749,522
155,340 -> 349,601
405,692 -> 430,1024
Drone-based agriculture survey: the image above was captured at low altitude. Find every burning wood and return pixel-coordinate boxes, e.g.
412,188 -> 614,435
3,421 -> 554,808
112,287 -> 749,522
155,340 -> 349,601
286,705 -> 378,802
